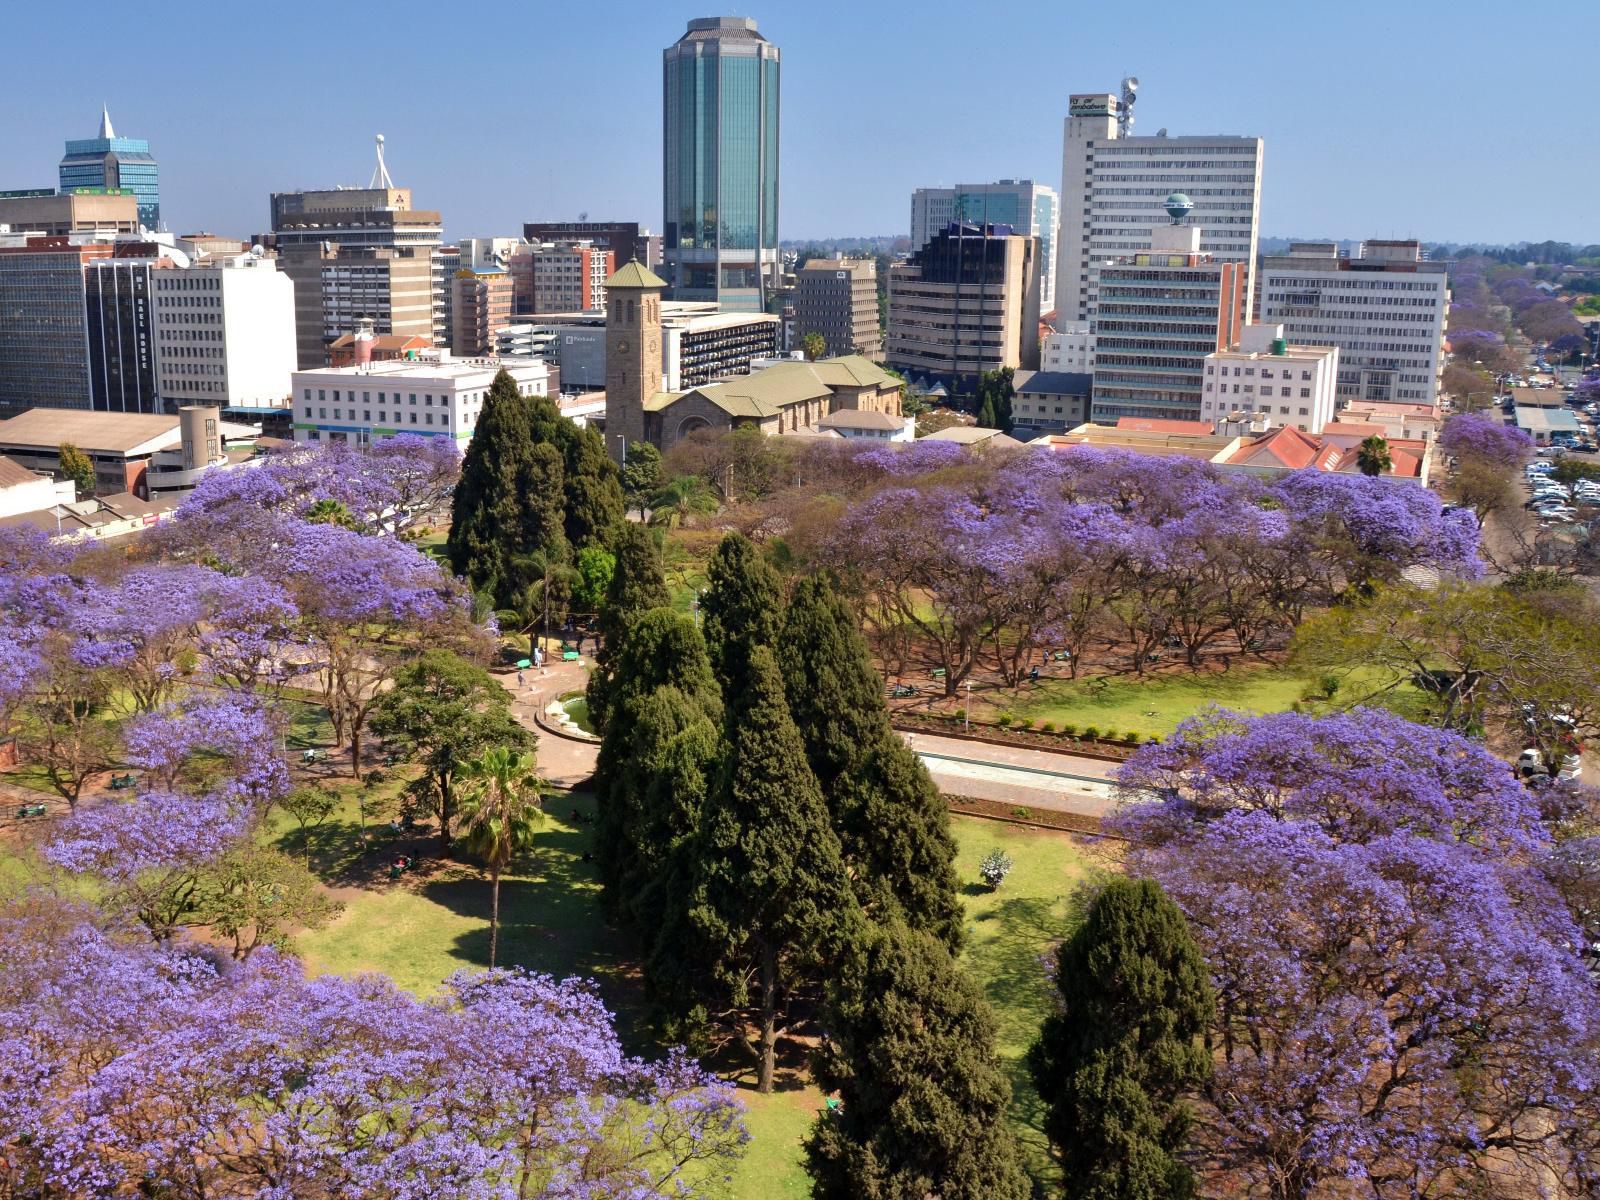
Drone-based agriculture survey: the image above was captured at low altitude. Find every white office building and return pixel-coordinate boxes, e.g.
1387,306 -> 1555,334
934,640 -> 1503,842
1055,91 -> 1263,326
290,354 -> 553,447
1042,324 -> 1092,372
1202,324 -> 1339,434
909,180 -> 1059,310
152,253 -> 296,413
1258,241 -> 1449,408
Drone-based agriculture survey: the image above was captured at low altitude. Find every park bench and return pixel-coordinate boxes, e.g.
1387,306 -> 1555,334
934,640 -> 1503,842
389,854 -> 414,880
302,749 -> 321,765
930,667 -> 947,680
110,773 -> 137,790
888,683 -> 919,698
1052,650 -> 1072,662
16,803 -> 47,818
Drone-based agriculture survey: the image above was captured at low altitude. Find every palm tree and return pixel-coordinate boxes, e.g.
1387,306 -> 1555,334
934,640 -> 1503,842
1356,435 -> 1392,478
648,474 -> 719,529
458,746 -> 544,969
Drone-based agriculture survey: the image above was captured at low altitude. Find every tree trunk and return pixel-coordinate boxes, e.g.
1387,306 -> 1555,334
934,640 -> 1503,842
489,867 -> 501,970
349,722 -> 363,778
758,943 -> 778,1095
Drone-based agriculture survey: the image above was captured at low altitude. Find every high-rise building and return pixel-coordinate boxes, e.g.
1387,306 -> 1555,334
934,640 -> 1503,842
432,246 -> 460,348
0,236 -> 118,412
1088,198 -> 1247,422
451,268 -> 515,356
794,259 -> 882,360
152,253 -> 296,413
1258,241 -> 1449,408
0,190 -> 139,235
269,185 -> 442,368
1055,89 -> 1262,327
523,222 -> 643,270
910,181 -> 1058,310
58,107 -> 161,230
663,17 -> 780,312
529,241 -> 614,314
886,222 -> 1042,394
85,253 -> 165,414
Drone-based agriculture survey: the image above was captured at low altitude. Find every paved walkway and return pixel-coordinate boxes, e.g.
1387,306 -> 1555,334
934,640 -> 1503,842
501,663 -> 1126,819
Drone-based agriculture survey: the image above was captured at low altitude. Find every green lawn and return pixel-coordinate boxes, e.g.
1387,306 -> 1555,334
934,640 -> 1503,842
291,796 -> 1095,1194
1010,662 -> 1418,740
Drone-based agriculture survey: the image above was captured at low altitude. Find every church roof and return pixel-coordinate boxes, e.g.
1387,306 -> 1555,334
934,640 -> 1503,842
807,355 -> 899,389
605,260 -> 667,290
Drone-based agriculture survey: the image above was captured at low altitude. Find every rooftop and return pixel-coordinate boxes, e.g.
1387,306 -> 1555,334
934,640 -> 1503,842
0,454 -> 44,489
605,260 -> 667,290
1015,370 -> 1093,396
295,357 -> 549,383
1115,417 -> 1216,436
818,410 -> 906,431
0,409 -> 180,455
1514,406 -> 1581,434
923,426 -> 1025,448
1038,424 -> 1234,461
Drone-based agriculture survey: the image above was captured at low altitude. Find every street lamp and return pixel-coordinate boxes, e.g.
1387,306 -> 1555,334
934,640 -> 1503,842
964,679 -> 973,732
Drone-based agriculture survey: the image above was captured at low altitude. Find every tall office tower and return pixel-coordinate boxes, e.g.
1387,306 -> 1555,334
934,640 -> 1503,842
59,107 -> 161,230
1089,195 -> 1246,422
910,181 -> 1058,310
1259,240 -> 1449,408
0,236 -> 121,412
662,16 -> 780,312
794,258 -> 882,360
523,222 -> 642,269
84,252 -> 167,414
152,252 -> 296,413
1055,86 -> 1262,326
451,267 -> 514,356
432,246 -> 460,347
886,223 -> 1041,394
529,241 -> 615,313
270,181 -> 442,368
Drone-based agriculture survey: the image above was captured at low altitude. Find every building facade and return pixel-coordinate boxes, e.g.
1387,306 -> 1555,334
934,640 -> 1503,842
1042,324 -> 1092,372
0,190 -> 139,236
451,268 -> 515,356
0,237 -> 107,411
1012,369 -> 1093,434
1056,91 -> 1262,326
152,253 -> 296,412
663,17 -> 780,312
1089,219 -> 1247,422
1202,323 -> 1339,434
529,241 -> 614,314
58,108 -> 161,230
910,181 -> 1058,310
886,222 -> 1041,395
85,255 -> 164,414
522,222 -> 644,271
290,355 -> 552,446
793,258 -> 882,360
1258,240 -> 1448,408
269,187 -> 442,369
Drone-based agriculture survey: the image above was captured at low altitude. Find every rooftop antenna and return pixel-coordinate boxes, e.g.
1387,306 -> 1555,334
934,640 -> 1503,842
1118,76 -> 1138,138
370,134 -> 395,189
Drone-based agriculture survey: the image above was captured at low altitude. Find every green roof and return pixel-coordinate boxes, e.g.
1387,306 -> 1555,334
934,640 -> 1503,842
605,260 -> 667,290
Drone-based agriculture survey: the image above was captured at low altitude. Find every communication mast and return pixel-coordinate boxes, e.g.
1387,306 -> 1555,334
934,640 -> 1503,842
1118,76 -> 1139,138
369,134 -> 395,189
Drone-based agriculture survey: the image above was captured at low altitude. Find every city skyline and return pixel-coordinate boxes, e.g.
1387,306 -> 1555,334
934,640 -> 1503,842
0,0 -> 1592,246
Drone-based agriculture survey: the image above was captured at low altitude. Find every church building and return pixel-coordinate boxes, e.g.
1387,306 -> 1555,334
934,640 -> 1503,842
602,261 -> 903,461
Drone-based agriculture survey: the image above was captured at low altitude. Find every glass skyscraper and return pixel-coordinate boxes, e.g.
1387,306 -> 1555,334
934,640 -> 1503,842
59,107 -> 160,230
663,17 -> 779,313
909,181 -> 1059,310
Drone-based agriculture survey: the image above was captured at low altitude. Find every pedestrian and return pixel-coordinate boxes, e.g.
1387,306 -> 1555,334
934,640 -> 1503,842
533,645 -> 544,670
517,670 -> 525,689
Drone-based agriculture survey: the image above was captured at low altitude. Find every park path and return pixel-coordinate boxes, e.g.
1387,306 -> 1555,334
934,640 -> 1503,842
501,665 -> 1124,820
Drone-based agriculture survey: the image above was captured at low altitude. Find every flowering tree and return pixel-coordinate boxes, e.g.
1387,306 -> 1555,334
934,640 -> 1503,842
1439,412 -> 1534,470
122,693 -> 289,803
1110,709 -> 1600,1198
0,908 -> 748,1197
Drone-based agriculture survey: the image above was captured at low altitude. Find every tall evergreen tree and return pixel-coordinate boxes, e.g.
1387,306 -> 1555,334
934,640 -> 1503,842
509,442 -> 569,605
585,525 -> 671,732
780,576 -> 963,949
1029,878 -> 1214,1200
558,423 -> 626,549
448,370 -> 540,604
805,921 -> 1031,1200
699,532 -> 784,695
684,645 -> 858,1093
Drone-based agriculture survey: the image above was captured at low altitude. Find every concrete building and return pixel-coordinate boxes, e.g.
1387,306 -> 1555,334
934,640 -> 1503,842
85,252 -> 168,414
0,236 -> 115,412
432,246 -> 459,348
152,252 -> 296,413
1202,323 -> 1339,434
0,189 -> 139,235
1012,369 -> 1093,434
0,406 -> 239,498
1514,405 -> 1582,446
523,222 -> 646,271
529,241 -> 614,314
1335,400 -> 1442,444
58,107 -> 160,229
290,354 -> 553,447
511,300 -> 779,393
793,258 -> 882,360
1042,324 -> 1091,372
1089,204 -> 1247,422
886,222 -> 1042,396
451,268 -> 515,356
0,455 -> 74,519
663,17 -> 781,311
1056,89 -> 1262,326
817,409 -> 913,441
1258,240 -> 1449,408
910,180 -> 1058,309
269,185 -> 442,368
328,322 -> 432,367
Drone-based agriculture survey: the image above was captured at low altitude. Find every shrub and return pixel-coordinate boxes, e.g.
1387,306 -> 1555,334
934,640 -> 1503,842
1124,730 -> 1141,745
1060,723 -> 1077,738
1016,717 -> 1034,730
1011,806 -> 1032,820
996,712 -> 1014,727
1041,721 -> 1056,733
979,849 -> 1014,890
1319,672 -> 1342,700
1083,725 -> 1101,741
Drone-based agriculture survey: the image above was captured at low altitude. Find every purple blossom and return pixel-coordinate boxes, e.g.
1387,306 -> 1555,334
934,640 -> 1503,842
1439,412 -> 1533,468
43,791 -> 247,879
123,694 -> 289,802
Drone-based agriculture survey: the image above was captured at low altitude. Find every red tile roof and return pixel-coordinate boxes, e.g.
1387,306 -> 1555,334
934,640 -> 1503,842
1114,417 -> 1215,436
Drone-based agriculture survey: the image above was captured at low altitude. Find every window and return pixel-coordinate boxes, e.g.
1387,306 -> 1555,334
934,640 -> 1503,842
1300,388 -> 1311,398
425,413 -> 433,426
302,388 -> 310,400
409,413 -> 417,424
1279,406 -> 1289,415
1298,407 -> 1308,416
303,406 -> 312,417
318,389 -> 325,401
378,411 -> 386,423
363,410 -> 371,421
1301,370 -> 1311,381
319,407 -> 326,418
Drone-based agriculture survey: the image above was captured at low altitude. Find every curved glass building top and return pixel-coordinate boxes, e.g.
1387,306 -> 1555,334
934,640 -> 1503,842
663,17 -> 779,312
59,108 -> 160,230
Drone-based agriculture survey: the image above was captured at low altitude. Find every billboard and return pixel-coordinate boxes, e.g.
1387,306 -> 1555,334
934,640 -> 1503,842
1068,95 -> 1117,117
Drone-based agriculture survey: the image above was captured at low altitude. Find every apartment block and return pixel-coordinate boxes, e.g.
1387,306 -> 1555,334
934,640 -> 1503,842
1201,323 -> 1339,433
451,268 -> 515,356
152,253 -> 296,412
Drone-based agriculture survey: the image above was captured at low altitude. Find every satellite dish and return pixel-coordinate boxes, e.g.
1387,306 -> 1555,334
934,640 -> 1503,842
1123,75 -> 1139,94
579,210 -> 589,221
250,244 -> 265,257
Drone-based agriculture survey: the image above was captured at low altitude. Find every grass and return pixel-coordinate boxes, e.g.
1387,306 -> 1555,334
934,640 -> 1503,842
1010,662 -> 1418,740
290,796 -> 1096,1195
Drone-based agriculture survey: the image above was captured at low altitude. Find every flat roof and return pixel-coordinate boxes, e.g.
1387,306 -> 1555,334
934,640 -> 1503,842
1514,406 -> 1581,433
1015,369 -> 1093,396
0,409 -> 179,456
818,409 -> 904,431
293,358 -> 548,383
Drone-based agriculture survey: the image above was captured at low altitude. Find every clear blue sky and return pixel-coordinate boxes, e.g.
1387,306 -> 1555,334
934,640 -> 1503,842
4,0 -> 1593,246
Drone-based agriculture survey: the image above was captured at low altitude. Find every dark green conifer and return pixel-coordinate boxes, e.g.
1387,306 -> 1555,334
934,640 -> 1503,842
585,525 -> 671,732
447,370 -> 539,604
699,532 -> 784,695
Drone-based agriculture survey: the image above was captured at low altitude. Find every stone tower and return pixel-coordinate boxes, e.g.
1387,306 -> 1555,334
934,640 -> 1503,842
603,260 -> 667,463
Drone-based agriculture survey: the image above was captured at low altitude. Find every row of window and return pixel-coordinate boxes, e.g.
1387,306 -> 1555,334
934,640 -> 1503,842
305,405 -> 457,428
1207,365 -> 1315,381
1206,382 -> 1314,401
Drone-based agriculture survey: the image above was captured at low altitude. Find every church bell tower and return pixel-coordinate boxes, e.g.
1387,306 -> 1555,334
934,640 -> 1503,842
603,260 -> 667,463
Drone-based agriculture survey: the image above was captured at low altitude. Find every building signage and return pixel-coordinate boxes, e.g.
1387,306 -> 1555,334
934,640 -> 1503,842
1068,95 -> 1116,117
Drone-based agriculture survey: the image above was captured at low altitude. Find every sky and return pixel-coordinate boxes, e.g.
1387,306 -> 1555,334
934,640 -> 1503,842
3,0 -> 1594,247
